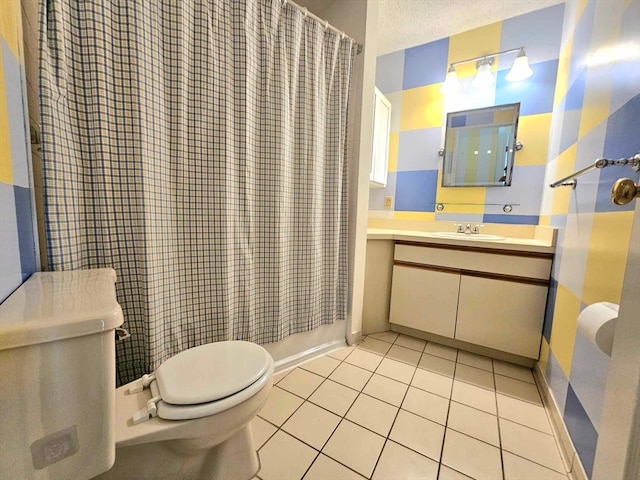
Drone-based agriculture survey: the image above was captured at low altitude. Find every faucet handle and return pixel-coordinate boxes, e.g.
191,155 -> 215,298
453,223 -> 464,233
472,224 -> 485,234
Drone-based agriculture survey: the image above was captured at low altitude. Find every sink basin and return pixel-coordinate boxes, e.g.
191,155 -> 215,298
429,232 -> 505,242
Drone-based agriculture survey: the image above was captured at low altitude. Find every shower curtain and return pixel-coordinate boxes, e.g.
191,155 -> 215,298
39,0 -> 355,384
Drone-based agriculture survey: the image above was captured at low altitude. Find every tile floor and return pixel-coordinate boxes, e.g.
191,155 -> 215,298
251,331 -> 569,480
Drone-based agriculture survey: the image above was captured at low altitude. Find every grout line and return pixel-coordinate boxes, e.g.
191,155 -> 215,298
492,359 -> 507,480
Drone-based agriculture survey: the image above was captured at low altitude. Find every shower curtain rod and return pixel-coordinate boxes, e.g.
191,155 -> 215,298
281,0 -> 363,54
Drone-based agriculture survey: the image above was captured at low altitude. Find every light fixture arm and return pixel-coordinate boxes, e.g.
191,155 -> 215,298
448,47 -> 525,68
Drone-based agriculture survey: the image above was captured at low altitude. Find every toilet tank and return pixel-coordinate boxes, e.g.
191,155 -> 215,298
0,269 -> 124,480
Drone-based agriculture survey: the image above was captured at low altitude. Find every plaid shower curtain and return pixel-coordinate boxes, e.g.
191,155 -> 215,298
39,0 -> 355,385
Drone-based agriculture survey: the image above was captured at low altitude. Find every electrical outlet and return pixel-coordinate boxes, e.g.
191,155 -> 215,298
384,196 -> 393,210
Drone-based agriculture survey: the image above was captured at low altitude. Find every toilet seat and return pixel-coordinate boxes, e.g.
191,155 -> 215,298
130,341 -> 274,424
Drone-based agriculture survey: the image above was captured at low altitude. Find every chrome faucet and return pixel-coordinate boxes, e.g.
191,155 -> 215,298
454,223 -> 483,234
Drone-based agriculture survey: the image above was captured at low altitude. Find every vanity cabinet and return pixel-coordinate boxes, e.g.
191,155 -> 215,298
389,242 -> 552,359
370,87 -> 391,187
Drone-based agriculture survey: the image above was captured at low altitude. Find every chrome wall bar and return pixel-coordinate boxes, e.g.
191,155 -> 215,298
549,153 -> 640,189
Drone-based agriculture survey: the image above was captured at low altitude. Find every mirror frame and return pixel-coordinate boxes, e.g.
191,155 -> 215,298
441,103 -> 521,188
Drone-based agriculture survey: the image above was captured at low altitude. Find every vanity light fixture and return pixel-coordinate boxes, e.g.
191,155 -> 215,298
440,46 -> 533,93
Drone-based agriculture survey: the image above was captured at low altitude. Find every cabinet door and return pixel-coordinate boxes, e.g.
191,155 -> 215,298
389,265 -> 459,338
455,275 -> 548,358
370,88 -> 391,186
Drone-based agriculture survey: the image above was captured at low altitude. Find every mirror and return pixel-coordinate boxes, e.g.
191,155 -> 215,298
441,103 -> 520,187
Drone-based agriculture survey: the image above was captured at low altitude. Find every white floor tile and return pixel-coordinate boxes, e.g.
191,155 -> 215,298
367,331 -> 399,344
282,401 -> 341,449
437,465 -> 474,480
360,337 -> 393,356
447,401 -> 500,447
418,353 -> 456,378
346,348 -> 384,371
372,440 -> 439,480
386,344 -> 422,366
258,386 -> 304,426
500,418 -> 566,473
495,374 -> 542,405
454,363 -> 495,391
309,379 -> 359,416
322,420 -> 386,478
456,351 -> 493,372
425,342 -> 458,362
451,381 -> 497,415
304,454 -> 366,480
329,362 -> 373,391
346,393 -> 399,436
259,430 -> 317,480
278,368 -> 325,399
394,334 -> 427,352
441,429 -> 502,480
362,373 -> 409,407
493,360 -> 535,383
251,416 -> 277,449
411,368 -> 453,399
300,355 -> 341,377
376,357 -> 416,384
497,393 -> 552,434
503,451 -> 568,480
401,386 -> 449,425
389,410 -> 445,461
328,346 -> 356,361
273,369 -> 292,384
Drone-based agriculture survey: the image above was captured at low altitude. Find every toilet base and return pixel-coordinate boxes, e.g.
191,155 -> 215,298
93,424 -> 259,480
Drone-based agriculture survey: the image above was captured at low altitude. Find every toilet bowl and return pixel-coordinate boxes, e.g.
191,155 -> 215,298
96,341 -> 275,480
0,269 -> 274,480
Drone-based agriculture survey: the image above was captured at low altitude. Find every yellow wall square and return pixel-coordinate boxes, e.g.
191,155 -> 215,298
0,0 -> 21,58
579,87 -> 611,139
549,284 -> 581,377
516,113 -> 552,167
554,38 -> 573,107
387,132 -> 399,172
0,49 -> 13,184
436,169 -> 486,214
448,22 -> 503,78
551,144 -> 577,214
393,211 -> 435,221
400,84 -> 444,131
582,211 -> 635,305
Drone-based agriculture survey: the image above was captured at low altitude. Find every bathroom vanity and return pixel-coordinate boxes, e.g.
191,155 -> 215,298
364,225 -> 556,364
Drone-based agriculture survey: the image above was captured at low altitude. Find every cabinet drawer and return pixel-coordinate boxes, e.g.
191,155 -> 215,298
394,244 -> 551,281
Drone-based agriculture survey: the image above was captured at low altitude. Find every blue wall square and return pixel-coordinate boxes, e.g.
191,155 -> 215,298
395,170 -> 438,211
500,4 -> 565,64
564,384 -> 599,477
546,350 -> 569,414
0,182 -> 24,302
376,50 -> 405,94
397,128 -> 442,171
495,59 -> 558,116
403,38 -> 449,90
568,0 -> 596,90
596,94 -> 640,212
482,213 -> 539,225
14,186 -> 36,281
565,68 -> 587,112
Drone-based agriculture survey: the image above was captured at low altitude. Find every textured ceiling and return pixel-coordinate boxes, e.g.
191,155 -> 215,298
377,0 -> 565,55
297,0 -> 565,55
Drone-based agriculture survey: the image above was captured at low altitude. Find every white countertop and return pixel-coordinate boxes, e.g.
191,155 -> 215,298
367,228 -> 556,254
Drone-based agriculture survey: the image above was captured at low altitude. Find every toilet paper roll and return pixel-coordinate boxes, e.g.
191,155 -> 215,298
577,302 -> 619,356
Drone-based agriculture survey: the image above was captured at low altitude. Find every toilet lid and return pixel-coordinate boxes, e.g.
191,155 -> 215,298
155,341 -> 271,405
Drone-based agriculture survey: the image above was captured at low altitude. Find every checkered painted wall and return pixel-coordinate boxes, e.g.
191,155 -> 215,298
537,0 -> 640,476
0,0 -> 37,303
371,4 -> 565,225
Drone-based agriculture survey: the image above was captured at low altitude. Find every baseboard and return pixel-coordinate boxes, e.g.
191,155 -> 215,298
534,363 -> 589,480
273,339 -> 347,373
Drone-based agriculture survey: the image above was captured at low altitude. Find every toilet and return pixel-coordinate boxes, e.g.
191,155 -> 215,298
0,269 -> 274,480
